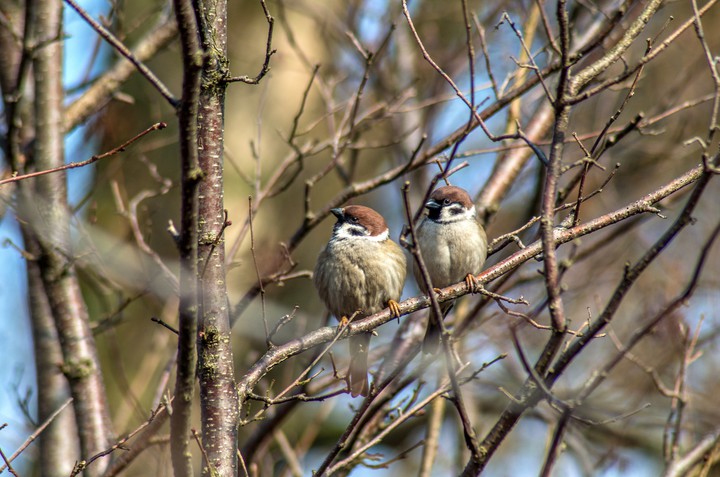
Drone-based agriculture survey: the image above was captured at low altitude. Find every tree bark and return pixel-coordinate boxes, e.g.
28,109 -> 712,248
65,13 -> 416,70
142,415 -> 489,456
195,1 -> 238,475
30,0 -> 112,473
171,0 -> 202,474
172,0 -> 237,475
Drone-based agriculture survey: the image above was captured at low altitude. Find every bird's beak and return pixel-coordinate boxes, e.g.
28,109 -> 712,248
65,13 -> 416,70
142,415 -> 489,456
425,199 -> 441,210
331,208 -> 344,220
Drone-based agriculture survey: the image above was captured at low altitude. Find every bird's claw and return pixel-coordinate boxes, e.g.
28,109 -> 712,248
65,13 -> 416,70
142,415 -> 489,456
465,273 -> 479,293
387,299 -> 401,318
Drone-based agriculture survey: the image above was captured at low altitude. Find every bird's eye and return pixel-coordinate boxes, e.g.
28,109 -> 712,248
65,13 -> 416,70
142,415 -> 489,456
349,216 -> 359,223
443,198 -> 451,205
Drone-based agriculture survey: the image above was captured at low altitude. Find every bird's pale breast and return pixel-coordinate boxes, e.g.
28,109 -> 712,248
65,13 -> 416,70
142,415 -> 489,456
314,238 -> 407,320
414,218 -> 487,289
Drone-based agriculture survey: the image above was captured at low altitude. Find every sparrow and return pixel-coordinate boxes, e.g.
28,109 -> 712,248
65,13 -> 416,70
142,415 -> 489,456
314,205 -> 407,397
414,186 -> 487,353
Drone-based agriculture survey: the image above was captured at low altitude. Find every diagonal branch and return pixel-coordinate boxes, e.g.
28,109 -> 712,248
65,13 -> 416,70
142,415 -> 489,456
63,0 -> 177,107
0,122 -> 167,186
237,159 -> 706,403
64,16 -> 177,131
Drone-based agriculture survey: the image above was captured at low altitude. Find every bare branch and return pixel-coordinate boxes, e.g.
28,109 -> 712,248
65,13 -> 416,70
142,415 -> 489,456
238,158 -> 707,403
64,16 -> 177,132
63,0 -> 177,107
0,122 -> 167,186
226,0 -> 276,84
0,398 -> 73,473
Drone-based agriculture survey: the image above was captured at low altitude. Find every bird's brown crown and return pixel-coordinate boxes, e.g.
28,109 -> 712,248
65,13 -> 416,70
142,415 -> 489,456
341,205 -> 389,237
429,186 -> 474,208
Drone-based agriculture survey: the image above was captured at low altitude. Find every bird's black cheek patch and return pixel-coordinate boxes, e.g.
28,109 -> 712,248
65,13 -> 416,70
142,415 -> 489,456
428,208 -> 442,221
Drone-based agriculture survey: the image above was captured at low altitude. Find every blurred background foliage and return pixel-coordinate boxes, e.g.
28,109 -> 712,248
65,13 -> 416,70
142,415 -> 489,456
2,0 -> 720,474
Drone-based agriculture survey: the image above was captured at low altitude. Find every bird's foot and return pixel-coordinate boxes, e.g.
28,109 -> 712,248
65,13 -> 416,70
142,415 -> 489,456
387,299 -> 401,318
465,273 -> 479,293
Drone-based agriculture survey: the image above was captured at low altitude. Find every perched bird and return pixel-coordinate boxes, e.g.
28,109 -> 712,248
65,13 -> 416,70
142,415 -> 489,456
414,186 -> 487,353
314,205 -> 407,397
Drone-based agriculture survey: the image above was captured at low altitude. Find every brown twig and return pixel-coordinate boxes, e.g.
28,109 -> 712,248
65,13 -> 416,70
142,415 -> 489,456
0,447 -> 18,477
664,430 -> 720,477
568,0 -> 717,105
70,404 -> 168,476
110,182 -> 179,292
548,167 -> 720,392
463,93 -> 716,162
0,122 -> 167,186
0,398 -> 73,473
241,313 -> 354,425
226,0 -> 276,84
191,429 -> 215,473
151,317 -> 179,335
564,219 -> 720,440
237,158 -> 707,405
323,357 -> 505,475
500,12 -> 554,103
470,153 -> 715,473
400,182 -> 481,463
571,38 -> 649,226
63,0 -> 177,106
65,0 -> 178,108
402,0 -> 493,141
247,196 -> 270,345
64,16 -> 177,132
539,411 -> 571,477
226,66 -> 319,264
311,342 -> 425,476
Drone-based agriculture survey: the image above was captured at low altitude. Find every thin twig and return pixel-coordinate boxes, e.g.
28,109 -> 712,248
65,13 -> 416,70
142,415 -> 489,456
191,429 -> 215,474
242,316 -> 356,424
324,360 -> 501,475
500,12 -> 554,103
539,411 -> 570,477
0,398 -> 73,473
70,404 -> 168,476
237,159 -> 709,406
568,0 -> 716,104
399,182 -> 482,464
571,39 -> 649,226
0,122 -> 167,186
664,430 -> 720,477
151,317 -> 179,335
63,0 -> 177,106
227,0 -> 276,84
0,447 -> 18,477
64,15 -> 178,132
248,196 -> 270,345
473,13 -> 499,99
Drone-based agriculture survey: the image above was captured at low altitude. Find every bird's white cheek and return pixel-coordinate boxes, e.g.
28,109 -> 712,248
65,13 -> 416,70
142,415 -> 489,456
333,224 -> 389,242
